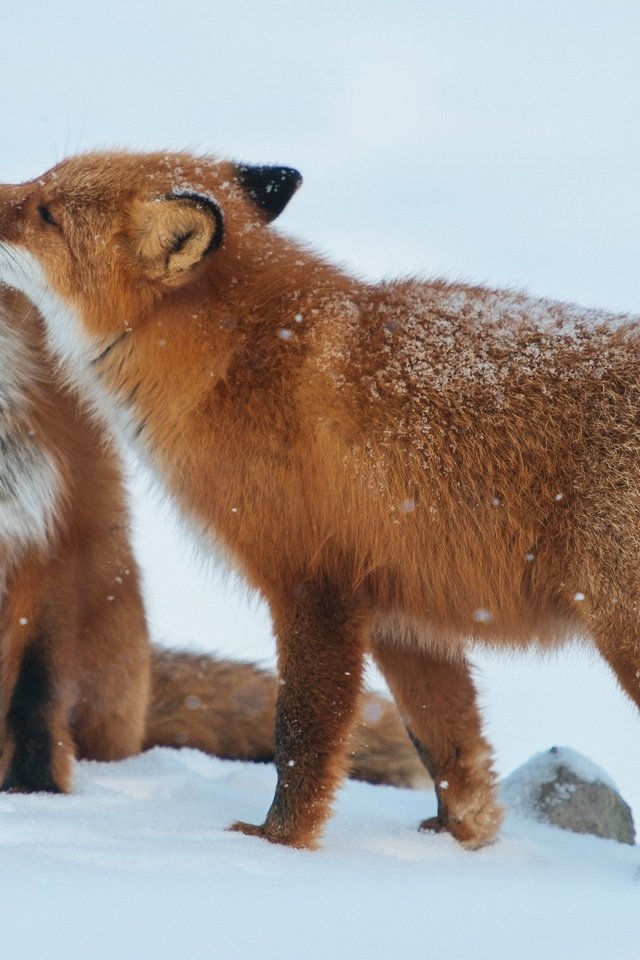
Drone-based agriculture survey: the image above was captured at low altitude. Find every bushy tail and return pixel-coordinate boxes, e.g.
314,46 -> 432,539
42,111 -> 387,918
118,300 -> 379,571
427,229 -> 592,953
144,648 -> 430,789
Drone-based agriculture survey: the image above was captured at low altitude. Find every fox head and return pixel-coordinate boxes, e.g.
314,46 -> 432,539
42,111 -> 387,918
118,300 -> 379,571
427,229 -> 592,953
0,151 -> 302,363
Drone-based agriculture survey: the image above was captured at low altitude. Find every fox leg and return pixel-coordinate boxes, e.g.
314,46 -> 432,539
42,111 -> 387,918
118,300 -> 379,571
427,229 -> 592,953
230,580 -> 369,848
372,633 -> 503,848
590,610 -> 640,713
72,620 -> 150,762
0,560 -> 77,793
72,549 -> 150,762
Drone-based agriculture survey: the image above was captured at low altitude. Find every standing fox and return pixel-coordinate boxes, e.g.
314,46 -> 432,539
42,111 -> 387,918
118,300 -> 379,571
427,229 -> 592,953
0,150 -> 638,850
0,286 -> 424,794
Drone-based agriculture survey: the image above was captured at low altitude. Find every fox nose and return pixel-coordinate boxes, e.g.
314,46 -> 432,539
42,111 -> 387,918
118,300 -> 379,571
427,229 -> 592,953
0,183 -> 25,242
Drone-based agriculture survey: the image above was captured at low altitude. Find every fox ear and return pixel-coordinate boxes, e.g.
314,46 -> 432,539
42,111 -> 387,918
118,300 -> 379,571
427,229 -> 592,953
131,192 -> 224,283
236,164 -> 302,222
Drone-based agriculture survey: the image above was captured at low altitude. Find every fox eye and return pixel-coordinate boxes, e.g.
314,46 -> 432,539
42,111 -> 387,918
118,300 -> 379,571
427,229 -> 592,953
38,205 -> 58,227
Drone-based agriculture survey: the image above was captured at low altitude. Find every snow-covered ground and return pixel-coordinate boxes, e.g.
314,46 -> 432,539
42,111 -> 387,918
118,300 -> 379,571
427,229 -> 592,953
2,1 -> 640,956
3,748 -> 639,960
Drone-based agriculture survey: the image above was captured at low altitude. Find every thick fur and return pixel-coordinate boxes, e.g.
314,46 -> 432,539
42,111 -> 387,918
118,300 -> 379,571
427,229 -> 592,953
0,287 -> 420,793
0,286 -> 150,791
0,151 -> 638,847
147,649 -> 428,789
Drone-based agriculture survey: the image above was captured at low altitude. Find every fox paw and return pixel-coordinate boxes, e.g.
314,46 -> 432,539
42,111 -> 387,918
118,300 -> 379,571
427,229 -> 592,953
228,820 -> 267,840
419,800 -> 503,850
419,815 -> 447,835
228,819 -> 319,850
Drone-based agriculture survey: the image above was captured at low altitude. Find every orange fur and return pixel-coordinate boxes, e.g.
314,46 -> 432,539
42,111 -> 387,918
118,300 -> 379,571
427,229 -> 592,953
0,284 -> 421,794
0,287 -> 149,790
0,150 -> 638,846
146,649 -> 429,789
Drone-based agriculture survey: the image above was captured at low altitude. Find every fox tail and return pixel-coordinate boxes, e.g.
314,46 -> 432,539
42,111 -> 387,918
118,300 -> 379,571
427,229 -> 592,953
144,648 -> 430,789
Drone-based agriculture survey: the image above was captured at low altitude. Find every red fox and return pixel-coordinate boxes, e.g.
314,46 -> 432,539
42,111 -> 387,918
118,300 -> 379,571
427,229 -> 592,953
0,150 -> 637,849
0,286 -> 427,795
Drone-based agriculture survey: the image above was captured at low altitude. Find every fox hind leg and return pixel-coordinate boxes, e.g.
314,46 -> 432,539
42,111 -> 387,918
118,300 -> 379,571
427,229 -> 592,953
71,574 -> 150,763
372,630 -> 503,849
591,608 -> 640,713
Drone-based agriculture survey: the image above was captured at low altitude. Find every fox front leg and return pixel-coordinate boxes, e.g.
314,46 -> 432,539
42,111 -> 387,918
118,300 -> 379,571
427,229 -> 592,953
230,581 -> 369,848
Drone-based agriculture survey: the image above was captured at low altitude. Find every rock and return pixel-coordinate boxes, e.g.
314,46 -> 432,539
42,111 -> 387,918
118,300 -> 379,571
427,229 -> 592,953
501,746 -> 635,845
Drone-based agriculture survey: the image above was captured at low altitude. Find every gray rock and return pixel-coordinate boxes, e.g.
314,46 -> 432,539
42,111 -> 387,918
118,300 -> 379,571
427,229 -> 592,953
501,746 -> 635,845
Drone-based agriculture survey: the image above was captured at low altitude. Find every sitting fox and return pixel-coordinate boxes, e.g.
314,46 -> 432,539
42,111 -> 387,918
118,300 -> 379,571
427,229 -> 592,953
0,151 -> 637,850
0,286 -> 425,794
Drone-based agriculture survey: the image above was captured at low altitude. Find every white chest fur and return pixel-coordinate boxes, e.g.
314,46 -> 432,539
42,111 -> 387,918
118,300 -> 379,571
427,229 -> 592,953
0,302 -> 62,560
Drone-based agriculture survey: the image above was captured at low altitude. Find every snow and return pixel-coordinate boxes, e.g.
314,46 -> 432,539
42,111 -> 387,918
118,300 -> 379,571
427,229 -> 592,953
3,0 -> 640,957
2,748 -> 639,960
